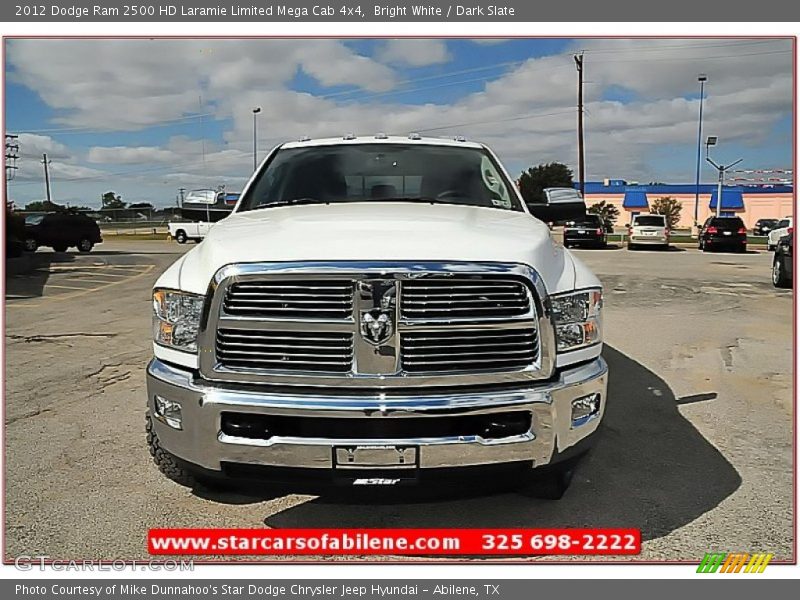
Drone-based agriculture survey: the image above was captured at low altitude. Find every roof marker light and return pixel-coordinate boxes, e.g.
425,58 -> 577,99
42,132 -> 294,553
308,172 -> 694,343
343,133 -> 357,140
408,132 -> 422,140
374,132 -> 388,139
453,135 -> 467,142
299,135 -> 311,142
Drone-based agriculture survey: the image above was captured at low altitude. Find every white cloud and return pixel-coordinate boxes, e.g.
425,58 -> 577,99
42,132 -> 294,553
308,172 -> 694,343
377,39 -> 451,67
6,39 -> 397,130
6,38 -> 793,206
87,146 -> 177,164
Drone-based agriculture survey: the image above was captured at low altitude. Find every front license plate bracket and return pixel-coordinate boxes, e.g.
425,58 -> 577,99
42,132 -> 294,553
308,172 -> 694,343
333,445 -> 419,470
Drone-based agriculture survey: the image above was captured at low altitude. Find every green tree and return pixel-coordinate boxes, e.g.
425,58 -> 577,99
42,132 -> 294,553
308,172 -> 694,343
24,200 -> 65,212
650,196 -> 683,229
102,191 -> 126,209
518,162 -> 574,204
588,201 -> 620,231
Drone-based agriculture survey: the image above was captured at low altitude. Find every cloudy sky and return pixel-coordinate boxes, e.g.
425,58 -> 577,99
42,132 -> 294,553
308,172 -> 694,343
5,37 -> 793,208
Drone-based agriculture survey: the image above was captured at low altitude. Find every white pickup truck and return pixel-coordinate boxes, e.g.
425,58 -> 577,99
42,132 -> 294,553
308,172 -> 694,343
167,221 -> 213,244
147,135 -> 607,498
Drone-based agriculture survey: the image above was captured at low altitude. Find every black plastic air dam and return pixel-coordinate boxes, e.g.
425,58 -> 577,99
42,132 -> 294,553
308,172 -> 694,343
220,411 -> 532,441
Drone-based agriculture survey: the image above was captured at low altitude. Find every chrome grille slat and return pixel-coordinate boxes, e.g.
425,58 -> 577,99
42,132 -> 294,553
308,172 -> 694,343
401,278 -> 530,319
401,327 -> 538,373
223,280 -> 354,319
216,329 -> 353,373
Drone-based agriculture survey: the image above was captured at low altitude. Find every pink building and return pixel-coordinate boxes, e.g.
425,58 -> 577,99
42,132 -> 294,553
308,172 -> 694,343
581,180 -> 794,228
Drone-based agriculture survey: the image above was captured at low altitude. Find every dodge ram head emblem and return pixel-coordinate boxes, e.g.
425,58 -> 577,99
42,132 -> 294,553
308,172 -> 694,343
358,281 -> 396,346
360,311 -> 393,345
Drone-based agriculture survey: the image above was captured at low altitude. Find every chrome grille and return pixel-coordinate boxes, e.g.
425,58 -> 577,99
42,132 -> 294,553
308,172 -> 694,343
223,280 -> 353,319
216,329 -> 354,373
202,262 -> 553,388
401,328 -> 538,373
401,278 -> 530,319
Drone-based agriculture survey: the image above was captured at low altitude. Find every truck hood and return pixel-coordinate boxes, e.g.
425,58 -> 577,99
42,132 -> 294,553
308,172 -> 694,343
172,202 -> 578,295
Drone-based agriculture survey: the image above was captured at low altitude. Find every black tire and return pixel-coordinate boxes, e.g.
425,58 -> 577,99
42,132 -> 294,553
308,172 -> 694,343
146,414 -> 232,491
24,237 -> 38,252
773,256 -> 791,288
520,458 -> 578,500
175,230 -> 188,244
77,237 -> 93,253
146,415 -> 200,488
53,244 -> 68,253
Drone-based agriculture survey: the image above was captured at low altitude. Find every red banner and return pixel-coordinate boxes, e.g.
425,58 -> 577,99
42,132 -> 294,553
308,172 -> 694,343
149,528 -> 641,556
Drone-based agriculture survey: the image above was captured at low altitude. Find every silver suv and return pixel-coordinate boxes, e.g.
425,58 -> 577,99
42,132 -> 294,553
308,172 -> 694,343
627,213 -> 669,250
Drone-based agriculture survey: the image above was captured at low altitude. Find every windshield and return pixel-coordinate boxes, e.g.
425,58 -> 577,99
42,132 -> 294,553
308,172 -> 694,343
238,143 -> 522,212
566,215 -> 602,227
778,219 -> 790,228
632,215 -> 666,227
25,215 -> 44,225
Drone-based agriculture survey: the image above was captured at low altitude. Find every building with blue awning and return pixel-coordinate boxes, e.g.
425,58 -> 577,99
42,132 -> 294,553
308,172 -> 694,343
709,188 -> 745,210
575,179 -> 792,228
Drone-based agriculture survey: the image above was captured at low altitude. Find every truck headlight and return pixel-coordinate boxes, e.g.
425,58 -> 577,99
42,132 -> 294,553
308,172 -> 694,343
550,288 -> 602,352
152,289 -> 204,353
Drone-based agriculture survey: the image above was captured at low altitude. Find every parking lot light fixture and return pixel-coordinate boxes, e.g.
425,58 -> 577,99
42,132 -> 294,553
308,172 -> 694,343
252,107 -> 262,171
693,74 -> 708,236
705,137 -> 743,218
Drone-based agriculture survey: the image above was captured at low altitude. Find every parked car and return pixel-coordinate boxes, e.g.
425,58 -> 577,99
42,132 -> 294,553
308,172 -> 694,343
168,220 -> 214,244
768,217 -> 793,251
753,218 -> 779,236
23,212 -> 102,253
563,214 -> 607,248
772,230 -> 793,288
146,135 -> 606,499
627,213 -> 669,250
698,216 -> 747,253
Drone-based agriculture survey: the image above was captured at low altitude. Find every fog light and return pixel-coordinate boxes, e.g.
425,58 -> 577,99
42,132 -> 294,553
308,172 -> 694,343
154,395 -> 182,430
571,393 -> 601,427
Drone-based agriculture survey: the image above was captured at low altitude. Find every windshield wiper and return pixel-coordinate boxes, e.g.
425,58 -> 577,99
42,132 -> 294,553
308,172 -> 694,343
253,197 -> 323,209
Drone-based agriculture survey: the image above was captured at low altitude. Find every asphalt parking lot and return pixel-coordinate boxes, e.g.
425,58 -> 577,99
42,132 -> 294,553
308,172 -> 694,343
4,239 -> 793,562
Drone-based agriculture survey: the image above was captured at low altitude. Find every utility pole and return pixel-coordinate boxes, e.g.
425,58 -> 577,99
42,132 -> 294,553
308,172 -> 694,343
5,134 -> 19,181
41,153 -> 52,204
574,53 -> 586,198
178,187 -> 186,206
5,134 -> 19,205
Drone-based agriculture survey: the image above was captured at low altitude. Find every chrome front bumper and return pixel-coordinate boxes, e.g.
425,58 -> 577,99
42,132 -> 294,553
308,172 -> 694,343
146,357 -> 607,473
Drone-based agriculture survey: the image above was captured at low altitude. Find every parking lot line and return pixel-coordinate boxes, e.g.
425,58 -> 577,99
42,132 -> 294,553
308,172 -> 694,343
62,277 -> 128,284
44,284 -> 97,291
7,264 -> 155,308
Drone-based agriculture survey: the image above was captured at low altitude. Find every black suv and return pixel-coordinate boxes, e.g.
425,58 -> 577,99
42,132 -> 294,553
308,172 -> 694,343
563,214 -> 607,248
24,212 -> 103,253
698,216 -> 747,253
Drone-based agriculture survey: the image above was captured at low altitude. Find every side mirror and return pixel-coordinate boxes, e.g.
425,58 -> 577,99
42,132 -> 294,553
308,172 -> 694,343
527,188 -> 587,225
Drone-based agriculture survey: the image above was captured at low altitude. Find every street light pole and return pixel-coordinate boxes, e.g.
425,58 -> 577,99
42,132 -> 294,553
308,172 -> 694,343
252,107 -> 261,172
705,136 -> 743,218
693,74 -> 707,235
